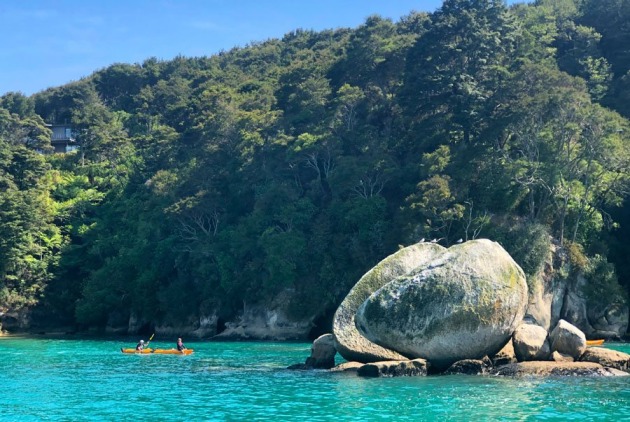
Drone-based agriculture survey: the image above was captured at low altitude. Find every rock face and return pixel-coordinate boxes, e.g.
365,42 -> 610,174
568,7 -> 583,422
512,323 -> 550,361
357,359 -> 429,377
524,244 -> 628,339
332,242 -> 446,363
214,305 -> 312,340
356,239 -> 528,370
550,319 -> 586,359
152,314 -> 219,339
523,246 -> 565,330
0,310 -> 31,333
561,274 -> 629,339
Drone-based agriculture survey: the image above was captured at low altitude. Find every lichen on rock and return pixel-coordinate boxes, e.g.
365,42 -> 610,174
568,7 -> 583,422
355,239 -> 528,370
332,242 -> 446,363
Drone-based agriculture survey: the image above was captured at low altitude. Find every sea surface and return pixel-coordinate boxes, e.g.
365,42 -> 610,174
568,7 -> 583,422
1,337 -> 629,421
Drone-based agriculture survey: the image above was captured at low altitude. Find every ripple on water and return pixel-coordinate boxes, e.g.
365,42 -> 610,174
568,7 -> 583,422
1,339 -> 630,420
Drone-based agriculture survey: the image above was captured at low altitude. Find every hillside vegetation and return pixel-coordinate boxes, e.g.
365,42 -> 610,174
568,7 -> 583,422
1,0 -> 629,333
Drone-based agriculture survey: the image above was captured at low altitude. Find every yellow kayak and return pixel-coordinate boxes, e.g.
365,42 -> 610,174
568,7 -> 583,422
121,348 -> 193,355
153,349 -> 194,355
586,339 -> 605,347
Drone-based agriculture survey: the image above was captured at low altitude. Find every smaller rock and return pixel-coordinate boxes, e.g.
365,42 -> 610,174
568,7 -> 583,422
287,333 -> 337,370
492,340 -> 517,366
492,361 -> 629,377
580,347 -> 630,372
513,323 -> 550,361
551,351 -> 574,362
444,359 -> 491,375
330,362 -> 363,372
305,334 -> 337,369
550,320 -> 587,359
357,359 -> 429,377
287,363 -> 310,370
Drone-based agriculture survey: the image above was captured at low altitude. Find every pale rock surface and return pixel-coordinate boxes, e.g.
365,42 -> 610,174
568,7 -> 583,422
550,319 -> 587,359
579,347 -> 630,372
512,323 -> 550,361
551,351 -> 574,362
356,239 -> 527,370
333,242 -> 446,363
492,361 -> 628,377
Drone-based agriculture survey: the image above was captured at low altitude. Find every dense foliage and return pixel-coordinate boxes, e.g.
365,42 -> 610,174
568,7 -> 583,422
1,0 -> 629,331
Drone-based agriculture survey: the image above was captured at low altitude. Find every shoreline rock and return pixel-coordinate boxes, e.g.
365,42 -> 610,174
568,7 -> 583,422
491,361 -> 628,377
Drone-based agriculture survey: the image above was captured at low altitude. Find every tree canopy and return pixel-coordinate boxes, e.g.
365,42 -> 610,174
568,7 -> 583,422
1,0 -> 629,332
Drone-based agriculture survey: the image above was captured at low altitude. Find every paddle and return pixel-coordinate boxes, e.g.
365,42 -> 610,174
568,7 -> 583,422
145,333 -> 155,353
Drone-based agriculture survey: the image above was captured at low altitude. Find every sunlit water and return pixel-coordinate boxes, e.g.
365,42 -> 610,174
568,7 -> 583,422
1,338 -> 629,421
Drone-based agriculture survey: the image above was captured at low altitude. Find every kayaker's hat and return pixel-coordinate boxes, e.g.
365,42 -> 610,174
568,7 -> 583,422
140,340 -> 144,343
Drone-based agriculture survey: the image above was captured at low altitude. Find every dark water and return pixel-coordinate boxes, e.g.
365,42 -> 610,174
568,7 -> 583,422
1,338 -> 629,421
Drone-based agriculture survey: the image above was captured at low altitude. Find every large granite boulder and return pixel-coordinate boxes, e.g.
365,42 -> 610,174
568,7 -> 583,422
512,323 -> 551,361
550,319 -> 587,359
333,242 -> 446,363
356,239 -> 528,370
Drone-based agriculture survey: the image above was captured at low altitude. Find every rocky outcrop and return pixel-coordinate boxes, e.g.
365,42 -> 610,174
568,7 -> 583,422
333,242 -> 446,363
357,359 -> 429,377
492,361 -> 628,377
356,239 -> 528,370
524,244 -> 628,339
0,309 -> 31,333
512,323 -> 550,361
550,319 -> 586,359
580,347 -> 630,372
154,314 -> 219,339
523,242 -> 564,331
561,274 -> 628,340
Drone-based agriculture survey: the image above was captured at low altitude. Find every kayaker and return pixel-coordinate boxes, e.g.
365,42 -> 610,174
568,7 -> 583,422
136,340 -> 145,351
176,338 -> 186,352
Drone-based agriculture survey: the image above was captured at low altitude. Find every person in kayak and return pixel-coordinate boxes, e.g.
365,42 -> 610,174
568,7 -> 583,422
176,338 -> 186,352
136,340 -> 145,351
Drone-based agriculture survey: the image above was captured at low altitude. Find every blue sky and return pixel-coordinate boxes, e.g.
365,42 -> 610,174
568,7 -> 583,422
0,1 -> 522,96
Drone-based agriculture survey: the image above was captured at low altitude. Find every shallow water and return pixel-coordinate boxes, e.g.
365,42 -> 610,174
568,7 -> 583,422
1,338 -> 629,421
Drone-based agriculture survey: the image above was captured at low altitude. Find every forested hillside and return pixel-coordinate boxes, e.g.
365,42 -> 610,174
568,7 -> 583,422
1,0 -> 629,335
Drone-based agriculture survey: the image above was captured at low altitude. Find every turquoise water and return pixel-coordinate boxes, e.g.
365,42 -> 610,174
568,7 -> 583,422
1,338 -> 629,421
